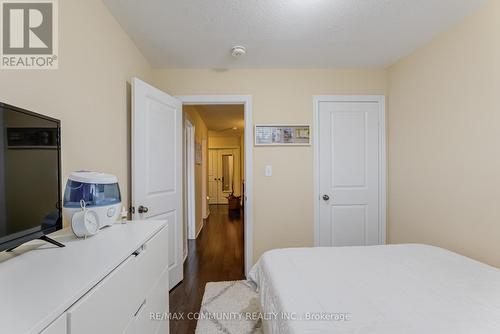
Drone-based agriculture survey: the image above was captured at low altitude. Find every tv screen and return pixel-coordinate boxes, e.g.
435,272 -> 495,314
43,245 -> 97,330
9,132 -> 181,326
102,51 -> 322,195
0,102 -> 62,252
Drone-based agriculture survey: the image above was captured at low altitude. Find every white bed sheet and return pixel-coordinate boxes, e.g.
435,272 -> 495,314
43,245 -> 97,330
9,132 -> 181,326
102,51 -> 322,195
248,244 -> 500,334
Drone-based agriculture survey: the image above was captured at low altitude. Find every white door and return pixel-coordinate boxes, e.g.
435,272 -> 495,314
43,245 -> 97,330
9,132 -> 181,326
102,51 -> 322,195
318,98 -> 385,247
132,77 -> 183,289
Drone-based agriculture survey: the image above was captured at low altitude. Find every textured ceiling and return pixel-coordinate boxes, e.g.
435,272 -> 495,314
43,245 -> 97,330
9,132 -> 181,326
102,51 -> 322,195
190,105 -> 244,134
103,0 -> 486,68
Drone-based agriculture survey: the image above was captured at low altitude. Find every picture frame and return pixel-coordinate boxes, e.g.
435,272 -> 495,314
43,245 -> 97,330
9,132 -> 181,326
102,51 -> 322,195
195,141 -> 202,164
254,125 -> 311,146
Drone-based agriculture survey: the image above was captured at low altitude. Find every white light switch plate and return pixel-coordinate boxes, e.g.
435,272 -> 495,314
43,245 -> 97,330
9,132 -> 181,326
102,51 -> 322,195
265,165 -> 273,177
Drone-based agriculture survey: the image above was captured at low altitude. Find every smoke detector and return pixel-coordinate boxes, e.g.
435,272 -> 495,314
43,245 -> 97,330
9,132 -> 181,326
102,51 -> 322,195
231,46 -> 246,58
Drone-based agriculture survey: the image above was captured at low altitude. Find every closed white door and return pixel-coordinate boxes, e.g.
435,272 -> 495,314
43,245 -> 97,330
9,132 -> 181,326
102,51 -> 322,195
318,98 -> 385,247
132,77 -> 183,289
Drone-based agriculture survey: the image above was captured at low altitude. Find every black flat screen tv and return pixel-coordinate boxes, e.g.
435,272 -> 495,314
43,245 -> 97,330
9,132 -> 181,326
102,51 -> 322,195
0,102 -> 62,252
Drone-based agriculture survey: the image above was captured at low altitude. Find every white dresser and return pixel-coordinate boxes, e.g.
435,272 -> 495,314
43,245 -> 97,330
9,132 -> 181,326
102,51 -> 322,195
0,221 -> 169,334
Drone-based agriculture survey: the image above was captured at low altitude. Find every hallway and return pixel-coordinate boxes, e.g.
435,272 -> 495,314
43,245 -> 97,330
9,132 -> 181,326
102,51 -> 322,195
169,205 -> 245,333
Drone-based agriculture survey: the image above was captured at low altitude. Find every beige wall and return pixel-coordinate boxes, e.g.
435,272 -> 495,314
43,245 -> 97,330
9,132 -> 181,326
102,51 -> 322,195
208,134 -> 241,149
0,0 -> 152,222
183,106 -> 209,236
153,69 -> 387,262
388,0 -> 500,267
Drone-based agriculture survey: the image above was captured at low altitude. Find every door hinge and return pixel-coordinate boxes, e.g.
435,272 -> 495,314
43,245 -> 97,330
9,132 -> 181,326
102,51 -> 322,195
130,206 -> 135,214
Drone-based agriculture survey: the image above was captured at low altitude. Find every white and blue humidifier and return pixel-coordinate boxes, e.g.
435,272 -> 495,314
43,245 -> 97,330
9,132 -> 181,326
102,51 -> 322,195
63,171 -> 122,230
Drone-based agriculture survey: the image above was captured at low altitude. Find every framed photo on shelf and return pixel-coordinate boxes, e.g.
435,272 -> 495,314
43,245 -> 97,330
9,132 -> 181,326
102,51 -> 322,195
254,125 -> 311,146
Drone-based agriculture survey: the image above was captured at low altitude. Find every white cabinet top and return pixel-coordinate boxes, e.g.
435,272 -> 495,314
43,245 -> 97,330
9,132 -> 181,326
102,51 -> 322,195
0,221 -> 167,334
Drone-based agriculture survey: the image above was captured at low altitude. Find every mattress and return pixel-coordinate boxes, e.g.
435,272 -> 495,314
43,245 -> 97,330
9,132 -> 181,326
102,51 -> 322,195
248,244 -> 500,334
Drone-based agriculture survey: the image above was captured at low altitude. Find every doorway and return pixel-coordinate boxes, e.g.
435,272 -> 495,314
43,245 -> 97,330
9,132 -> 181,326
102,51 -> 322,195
314,96 -> 387,247
179,95 -> 253,275
170,97 -> 251,332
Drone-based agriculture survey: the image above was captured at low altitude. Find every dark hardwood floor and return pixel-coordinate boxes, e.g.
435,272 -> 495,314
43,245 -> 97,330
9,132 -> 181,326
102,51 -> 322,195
169,204 -> 245,333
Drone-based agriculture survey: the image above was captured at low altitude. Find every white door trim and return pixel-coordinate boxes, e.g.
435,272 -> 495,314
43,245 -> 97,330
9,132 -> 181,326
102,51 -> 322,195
185,118 -> 196,240
201,139 -> 209,219
313,95 -> 387,246
177,95 -> 254,276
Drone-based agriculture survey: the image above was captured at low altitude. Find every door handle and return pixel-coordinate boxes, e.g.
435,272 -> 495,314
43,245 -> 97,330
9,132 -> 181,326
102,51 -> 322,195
138,205 -> 149,214
322,195 -> 330,201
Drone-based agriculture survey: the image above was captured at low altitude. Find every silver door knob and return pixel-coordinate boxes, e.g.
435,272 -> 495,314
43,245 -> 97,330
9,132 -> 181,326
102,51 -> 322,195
322,195 -> 330,201
138,205 -> 149,214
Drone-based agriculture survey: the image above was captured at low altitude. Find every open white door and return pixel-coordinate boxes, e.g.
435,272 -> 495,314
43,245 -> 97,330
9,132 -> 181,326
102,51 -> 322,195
132,77 -> 183,289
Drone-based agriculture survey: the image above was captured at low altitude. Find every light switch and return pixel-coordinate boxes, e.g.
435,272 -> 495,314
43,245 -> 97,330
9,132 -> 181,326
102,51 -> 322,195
265,165 -> 273,177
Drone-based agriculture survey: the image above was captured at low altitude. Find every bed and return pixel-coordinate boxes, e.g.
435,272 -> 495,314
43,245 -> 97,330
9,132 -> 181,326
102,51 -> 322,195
248,244 -> 500,334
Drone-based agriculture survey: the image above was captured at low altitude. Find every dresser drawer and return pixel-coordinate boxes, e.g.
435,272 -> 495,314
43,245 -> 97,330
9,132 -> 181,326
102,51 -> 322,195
134,225 -> 169,298
66,226 -> 168,334
40,314 -> 66,334
67,255 -> 142,334
124,267 -> 169,334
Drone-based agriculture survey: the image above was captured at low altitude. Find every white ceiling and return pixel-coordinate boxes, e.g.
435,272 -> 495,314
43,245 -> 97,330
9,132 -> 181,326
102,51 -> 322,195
189,105 -> 244,135
103,0 -> 486,68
